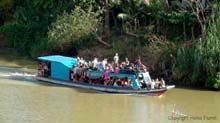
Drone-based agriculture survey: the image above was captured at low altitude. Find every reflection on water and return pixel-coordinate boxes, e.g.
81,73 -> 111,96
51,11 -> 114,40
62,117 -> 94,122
0,67 -> 220,123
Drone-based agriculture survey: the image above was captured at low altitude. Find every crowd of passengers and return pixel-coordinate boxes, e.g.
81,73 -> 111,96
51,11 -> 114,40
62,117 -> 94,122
70,53 -> 166,89
38,62 -> 50,77
139,77 -> 166,89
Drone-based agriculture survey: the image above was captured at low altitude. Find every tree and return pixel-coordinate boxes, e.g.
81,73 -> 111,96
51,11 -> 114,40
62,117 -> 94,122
0,0 -> 76,56
104,0 -> 110,38
48,7 -> 99,49
0,0 -> 14,25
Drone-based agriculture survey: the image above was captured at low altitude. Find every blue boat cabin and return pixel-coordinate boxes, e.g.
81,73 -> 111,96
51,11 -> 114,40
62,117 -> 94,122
38,55 -> 77,81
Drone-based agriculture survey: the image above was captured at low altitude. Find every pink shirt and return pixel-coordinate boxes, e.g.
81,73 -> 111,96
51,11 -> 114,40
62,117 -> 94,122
104,70 -> 110,80
114,67 -> 120,74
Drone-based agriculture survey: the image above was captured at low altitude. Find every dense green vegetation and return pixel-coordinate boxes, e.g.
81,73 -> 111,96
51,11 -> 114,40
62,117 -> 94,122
0,0 -> 75,56
171,3 -> 220,89
0,0 -> 220,90
48,6 -> 99,50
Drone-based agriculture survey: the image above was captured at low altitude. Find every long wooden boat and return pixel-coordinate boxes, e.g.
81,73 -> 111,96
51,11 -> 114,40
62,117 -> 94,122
36,55 -> 175,96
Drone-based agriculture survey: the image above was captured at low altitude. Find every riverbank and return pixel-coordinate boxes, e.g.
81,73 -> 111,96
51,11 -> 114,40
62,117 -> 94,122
0,45 -> 219,91
0,49 -> 37,70
0,46 -> 217,93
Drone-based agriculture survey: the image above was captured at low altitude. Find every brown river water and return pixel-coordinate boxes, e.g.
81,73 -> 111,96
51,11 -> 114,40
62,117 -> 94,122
0,54 -> 220,123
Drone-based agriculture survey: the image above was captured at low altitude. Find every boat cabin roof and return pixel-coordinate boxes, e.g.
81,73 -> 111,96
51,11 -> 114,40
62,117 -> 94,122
38,55 -> 77,68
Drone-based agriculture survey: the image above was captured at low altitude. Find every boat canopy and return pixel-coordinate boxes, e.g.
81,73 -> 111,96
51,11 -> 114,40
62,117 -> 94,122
38,55 -> 77,81
38,55 -> 77,69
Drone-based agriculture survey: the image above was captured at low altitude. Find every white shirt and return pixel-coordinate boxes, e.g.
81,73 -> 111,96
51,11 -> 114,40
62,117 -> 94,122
92,58 -> 98,67
114,55 -> 119,63
102,59 -> 107,68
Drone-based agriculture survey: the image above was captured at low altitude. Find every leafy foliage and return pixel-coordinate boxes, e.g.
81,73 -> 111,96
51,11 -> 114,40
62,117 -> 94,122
206,72 -> 220,90
159,11 -> 196,24
169,2 -> 220,89
0,0 -> 75,57
0,0 -> 14,25
48,7 -> 99,48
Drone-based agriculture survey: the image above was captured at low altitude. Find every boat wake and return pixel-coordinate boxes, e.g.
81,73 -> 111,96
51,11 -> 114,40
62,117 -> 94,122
0,71 -> 36,81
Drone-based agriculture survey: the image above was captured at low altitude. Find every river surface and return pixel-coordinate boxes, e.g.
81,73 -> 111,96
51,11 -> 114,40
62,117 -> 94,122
0,54 -> 220,123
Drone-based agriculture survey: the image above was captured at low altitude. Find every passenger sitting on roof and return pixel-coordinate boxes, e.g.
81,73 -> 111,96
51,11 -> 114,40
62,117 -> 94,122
125,58 -> 130,67
102,58 -> 108,70
120,61 -> 126,69
76,57 -> 80,66
79,57 -> 85,66
107,63 -> 113,72
141,64 -> 147,72
114,63 -> 120,74
97,61 -> 104,72
123,63 -> 134,74
113,53 -> 119,65
135,56 -> 142,67
114,53 -> 119,63
92,57 -> 98,69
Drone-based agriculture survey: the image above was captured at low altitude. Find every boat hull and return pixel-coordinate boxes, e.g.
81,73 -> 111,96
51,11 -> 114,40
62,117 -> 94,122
35,76 -> 175,96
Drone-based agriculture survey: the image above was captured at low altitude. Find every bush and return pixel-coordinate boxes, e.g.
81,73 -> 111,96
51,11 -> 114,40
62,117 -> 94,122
168,1 -> 220,89
0,22 -> 49,56
0,23 -> 29,51
206,72 -> 220,90
0,0 -> 77,57
29,38 -> 51,58
48,6 -> 99,49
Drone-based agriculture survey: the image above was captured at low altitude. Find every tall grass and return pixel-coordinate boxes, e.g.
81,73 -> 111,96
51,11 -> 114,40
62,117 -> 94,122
172,3 -> 220,89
